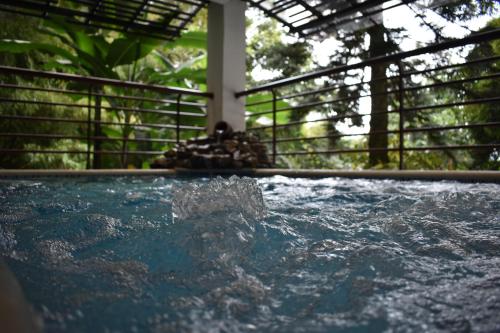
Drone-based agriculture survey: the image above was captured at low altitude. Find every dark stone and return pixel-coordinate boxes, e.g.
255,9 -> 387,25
153,122 -> 272,169
187,136 -> 212,145
223,140 -> 238,154
239,141 -> 251,153
248,133 -> 259,143
151,157 -> 175,169
164,148 -> 177,158
176,146 -> 192,159
190,153 -> 208,169
214,154 -> 233,168
194,144 -> 211,154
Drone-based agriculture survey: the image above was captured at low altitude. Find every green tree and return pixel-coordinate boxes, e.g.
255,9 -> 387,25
325,0 -> 498,168
0,13 -> 208,169
463,18 -> 500,169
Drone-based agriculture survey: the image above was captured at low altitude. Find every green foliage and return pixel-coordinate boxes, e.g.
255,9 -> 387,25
1,6 -> 498,170
247,20 -> 312,81
0,12 -> 208,169
461,18 -> 500,169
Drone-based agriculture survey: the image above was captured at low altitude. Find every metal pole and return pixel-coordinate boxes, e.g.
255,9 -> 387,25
176,94 -> 182,144
398,61 -> 405,170
93,87 -> 102,169
86,86 -> 92,169
272,89 -> 277,165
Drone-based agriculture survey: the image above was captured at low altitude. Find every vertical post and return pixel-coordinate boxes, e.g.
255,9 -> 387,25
207,0 -> 246,132
93,87 -> 102,169
176,94 -> 182,144
86,86 -> 92,169
398,61 -> 405,170
272,89 -> 277,165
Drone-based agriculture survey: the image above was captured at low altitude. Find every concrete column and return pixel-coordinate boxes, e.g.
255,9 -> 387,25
207,0 -> 246,133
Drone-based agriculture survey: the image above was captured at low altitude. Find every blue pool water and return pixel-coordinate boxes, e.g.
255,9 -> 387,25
0,176 -> 499,332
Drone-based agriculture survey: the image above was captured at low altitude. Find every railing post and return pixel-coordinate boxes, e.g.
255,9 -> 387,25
398,61 -> 405,170
272,89 -> 277,165
93,86 -> 102,169
176,94 -> 182,144
86,86 -> 92,169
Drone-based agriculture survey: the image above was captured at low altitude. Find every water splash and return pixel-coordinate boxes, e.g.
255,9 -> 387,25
172,176 -> 266,221
172,176 -> 266,266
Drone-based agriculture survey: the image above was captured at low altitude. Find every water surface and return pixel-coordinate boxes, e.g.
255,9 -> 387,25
0,176 -> 499,332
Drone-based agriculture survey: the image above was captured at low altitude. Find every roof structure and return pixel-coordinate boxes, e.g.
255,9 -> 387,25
0,0 -> 207,40
0,0 -> 446,40
243,0 -> 419,37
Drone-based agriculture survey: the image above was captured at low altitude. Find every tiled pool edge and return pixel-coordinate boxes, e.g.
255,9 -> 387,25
0,169 -> 498,182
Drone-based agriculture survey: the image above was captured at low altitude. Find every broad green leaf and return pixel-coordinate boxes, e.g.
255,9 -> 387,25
106,37 -> 162,67
0,39 -> 79,65
72,31 -> 95,56
157,68 -> 206,84
165,31 -> 207,50
153,50 -> 175,70
102,127 -> 122,138
91,35 -> 110,60
175,54 -> 206,73
246,93 -> 290,124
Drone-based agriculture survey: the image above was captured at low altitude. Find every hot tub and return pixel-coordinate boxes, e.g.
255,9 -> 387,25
1,174 -> 499,332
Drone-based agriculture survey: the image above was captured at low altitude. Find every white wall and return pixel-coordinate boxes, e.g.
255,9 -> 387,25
207,0 -> 246,133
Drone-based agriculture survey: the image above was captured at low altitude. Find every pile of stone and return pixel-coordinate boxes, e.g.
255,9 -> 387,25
151,121 -> 271,169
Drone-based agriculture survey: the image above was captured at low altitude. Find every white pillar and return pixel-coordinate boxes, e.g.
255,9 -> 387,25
207,0 -> 246,133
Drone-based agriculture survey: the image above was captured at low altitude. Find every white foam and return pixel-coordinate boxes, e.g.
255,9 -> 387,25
172,176 -> 266,221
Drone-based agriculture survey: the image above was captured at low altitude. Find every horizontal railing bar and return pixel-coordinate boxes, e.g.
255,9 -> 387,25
0,83 -> 208,108
404,72 -> 500,92
260,122 -> 500,143
0,133 -> 178,143
405,122 -> 500,133
403,54 -> 500,77
236,28 -> 500,97
248,110 -> 396,131
0,114 -> 205,131
0,149 -> 163,155
404,97 -> 500,112
245,74 -> 398,107
267,93 -> 391,114
261,130 -> 397,143
246,89 -> 399,117
277,147 -> 399,155
244,57 -> 499,109
276,144 -> 500,156
0,65 -> 213,98
0,98 -> 206,117
403,144 -> 500,151
246,73 -> 500,117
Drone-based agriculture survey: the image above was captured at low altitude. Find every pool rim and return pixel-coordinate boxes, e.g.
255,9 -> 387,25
0,169 -> 498,183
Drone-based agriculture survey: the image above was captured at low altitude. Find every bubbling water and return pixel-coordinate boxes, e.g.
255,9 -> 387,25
172,176 -> 266,266
172,176 -> 266,221
1,176 -> 500,332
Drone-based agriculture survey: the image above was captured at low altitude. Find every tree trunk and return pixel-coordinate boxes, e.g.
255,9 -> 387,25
368,24 -> 389,166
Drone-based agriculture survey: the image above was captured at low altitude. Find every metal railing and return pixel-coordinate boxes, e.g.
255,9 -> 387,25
0,66 -> 212,169
237,28 -> 500,170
